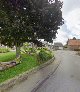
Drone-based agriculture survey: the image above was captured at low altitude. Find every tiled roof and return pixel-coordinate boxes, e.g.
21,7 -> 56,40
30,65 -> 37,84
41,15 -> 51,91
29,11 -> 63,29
68,39 -> 80,46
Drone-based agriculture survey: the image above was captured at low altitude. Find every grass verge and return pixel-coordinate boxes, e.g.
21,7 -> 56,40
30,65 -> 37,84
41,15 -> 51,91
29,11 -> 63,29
0,50 -> 53,83
0,54 -> 41,83
0,52 -> 16,62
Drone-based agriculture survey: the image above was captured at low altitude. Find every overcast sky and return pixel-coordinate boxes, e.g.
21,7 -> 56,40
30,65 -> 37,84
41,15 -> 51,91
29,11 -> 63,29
54,0 -> 80,45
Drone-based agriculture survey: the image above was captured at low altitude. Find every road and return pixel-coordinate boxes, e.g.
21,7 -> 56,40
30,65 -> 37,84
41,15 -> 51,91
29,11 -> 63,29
35,50 -> 80,92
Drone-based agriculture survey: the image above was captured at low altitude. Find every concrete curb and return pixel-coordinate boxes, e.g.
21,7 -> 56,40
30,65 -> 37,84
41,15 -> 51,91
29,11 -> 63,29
0,57 -> 55,92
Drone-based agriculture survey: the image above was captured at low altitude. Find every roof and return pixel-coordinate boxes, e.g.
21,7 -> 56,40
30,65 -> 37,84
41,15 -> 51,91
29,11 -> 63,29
68,39 -> 80,46
54,42 -> 63,47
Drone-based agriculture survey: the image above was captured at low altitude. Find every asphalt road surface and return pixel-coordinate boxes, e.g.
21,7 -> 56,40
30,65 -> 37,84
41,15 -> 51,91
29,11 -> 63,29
35,50 -> 80,92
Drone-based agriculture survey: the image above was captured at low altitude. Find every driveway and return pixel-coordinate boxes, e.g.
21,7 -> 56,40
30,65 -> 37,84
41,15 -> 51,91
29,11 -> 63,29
35,50 -> 80,92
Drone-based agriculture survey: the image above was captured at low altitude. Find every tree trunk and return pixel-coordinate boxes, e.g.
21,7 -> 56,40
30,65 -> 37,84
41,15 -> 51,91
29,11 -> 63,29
50,43 -> 53,50
32,42 -> 34,49
16,44 -> 21,58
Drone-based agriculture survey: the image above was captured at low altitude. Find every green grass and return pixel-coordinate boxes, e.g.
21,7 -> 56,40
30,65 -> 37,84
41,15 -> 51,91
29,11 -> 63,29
0,48 -> 10,53
0,52 -> 16,62
0,50 -> 53,83
0,54 -> 40,83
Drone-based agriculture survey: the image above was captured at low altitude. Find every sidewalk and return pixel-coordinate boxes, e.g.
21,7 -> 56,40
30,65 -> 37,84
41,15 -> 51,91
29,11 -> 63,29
5,59 -> 60,92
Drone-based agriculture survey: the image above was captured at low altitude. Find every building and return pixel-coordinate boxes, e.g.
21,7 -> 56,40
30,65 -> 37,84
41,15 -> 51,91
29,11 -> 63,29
67,39 -> 80,50
54,42 -> 63,50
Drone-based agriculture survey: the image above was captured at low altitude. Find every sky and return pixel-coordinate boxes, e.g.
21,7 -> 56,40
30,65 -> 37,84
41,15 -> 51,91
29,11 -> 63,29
54,0 -> 80,45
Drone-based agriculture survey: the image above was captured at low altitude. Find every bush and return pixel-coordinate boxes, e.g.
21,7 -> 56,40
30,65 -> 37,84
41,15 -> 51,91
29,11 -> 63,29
38,49 -> 53,61
37,47 -> 42,50
0,48 -> 10,53
74,49 -> 80,51
37,47 -> 50,52
28,48 -> 36,53
21,42 -> 36,54
42,47 -> 48,51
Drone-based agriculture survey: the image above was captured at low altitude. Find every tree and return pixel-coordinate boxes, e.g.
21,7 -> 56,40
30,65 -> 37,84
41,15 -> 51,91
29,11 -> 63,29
29,0 -> 64,43
73,37 -> 76,40
0,0 -> 64,57
0,0 -> 33,57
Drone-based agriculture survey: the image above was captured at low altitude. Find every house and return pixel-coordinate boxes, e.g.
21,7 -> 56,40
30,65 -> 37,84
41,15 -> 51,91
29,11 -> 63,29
67,39 -> 80,50
54,42 -> 63,50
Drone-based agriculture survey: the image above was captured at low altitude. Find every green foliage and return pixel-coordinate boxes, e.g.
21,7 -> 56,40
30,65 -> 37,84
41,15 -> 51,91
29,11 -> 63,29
0,52 -> 16,62
42,47 -> 49,51
0,54 -> 39,83
0,48 -> 10,53
0,50 -> 54,83
21,43 -> 36,54
33,0 -> 64,43
37,47 -> 50,51
14,56 -> 22,64
0,0 -> 63,47
21,43 -> 29,53
38,49 -> 53,61
0,0 -> 63,57
28,48 -> 36,53
37,47 -> 42,50
41,47 -> 52,52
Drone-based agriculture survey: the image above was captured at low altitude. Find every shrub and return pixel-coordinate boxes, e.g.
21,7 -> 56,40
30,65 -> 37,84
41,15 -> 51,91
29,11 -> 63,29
38,49 -> 53,61
28,48 -> 36,53
42,47 -> 48,51
14,56 -> 22,64
37,47 -> 42,50
0,48 -> 10,53
74,49 -> 80,51
21,42 -> 36,54
21,43 -> 28,53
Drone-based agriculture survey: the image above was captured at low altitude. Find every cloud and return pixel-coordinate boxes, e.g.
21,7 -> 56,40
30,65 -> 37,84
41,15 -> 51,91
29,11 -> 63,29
54,25 -> 68,45
54,0 -> 80,45
62,0 -> 80,16
65,8 -> 80,36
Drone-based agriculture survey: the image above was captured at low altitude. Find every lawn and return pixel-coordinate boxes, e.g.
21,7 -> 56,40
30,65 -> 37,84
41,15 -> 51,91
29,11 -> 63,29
0,49 -> 53,83
0,54 -> 40,83
0,52 -> 16,62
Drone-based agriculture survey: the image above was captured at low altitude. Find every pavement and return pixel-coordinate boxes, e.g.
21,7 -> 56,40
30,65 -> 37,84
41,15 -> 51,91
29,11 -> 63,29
5,52 -> 60,92
35,50 -> 80,92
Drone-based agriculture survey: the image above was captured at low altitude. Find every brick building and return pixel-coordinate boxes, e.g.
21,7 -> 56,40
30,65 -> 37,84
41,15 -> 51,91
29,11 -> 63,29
67,39 -> 80,50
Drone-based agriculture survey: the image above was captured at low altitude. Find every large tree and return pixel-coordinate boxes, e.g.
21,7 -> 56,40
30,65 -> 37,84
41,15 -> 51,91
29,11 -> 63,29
29,0 -> 64,43
0,0 -> 34,57
0,0 -> 64,57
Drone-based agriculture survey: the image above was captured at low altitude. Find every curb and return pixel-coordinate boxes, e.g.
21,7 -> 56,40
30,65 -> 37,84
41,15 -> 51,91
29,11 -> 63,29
0,57 -> 55,92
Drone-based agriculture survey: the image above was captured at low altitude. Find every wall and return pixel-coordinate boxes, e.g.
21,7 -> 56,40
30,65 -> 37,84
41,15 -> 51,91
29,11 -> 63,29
68,45 -> 80,50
